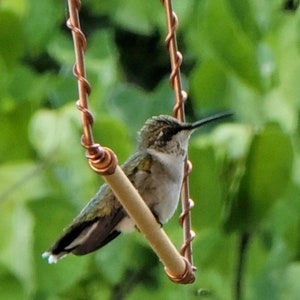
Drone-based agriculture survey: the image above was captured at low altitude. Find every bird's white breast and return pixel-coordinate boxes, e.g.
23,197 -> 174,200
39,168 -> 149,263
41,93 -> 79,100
146,149 -> 185,223
116,149 -> 186,232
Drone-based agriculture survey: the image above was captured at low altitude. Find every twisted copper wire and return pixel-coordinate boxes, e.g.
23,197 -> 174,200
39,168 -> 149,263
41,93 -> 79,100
67,0 -> 117,175
165,256 -> 195,284
161,2 -> 186,120
161,0 -> 196,276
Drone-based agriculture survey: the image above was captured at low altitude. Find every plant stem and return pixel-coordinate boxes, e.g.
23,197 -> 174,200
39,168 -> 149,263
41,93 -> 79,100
234,232 -> 251,300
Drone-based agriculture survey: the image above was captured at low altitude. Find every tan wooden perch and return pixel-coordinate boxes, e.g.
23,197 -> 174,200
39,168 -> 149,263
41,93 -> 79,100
102,165 -> 195,283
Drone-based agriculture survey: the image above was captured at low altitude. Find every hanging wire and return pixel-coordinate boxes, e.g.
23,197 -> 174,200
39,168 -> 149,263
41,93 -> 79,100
66,0 -> 117,175
66,0 -> 195,284
161,0 -> 196,272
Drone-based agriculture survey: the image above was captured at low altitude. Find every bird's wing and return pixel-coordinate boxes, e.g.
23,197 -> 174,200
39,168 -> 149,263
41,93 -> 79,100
43,152 -> 153,263
122,151 -> 153,183
43,183 -> 124,262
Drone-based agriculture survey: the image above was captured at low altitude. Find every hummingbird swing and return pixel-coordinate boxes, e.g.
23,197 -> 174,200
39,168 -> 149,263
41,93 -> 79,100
63,0 -> 196,284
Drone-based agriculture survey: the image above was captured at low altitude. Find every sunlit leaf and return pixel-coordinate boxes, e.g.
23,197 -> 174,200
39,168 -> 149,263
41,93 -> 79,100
280,262 -> 300,299
0,202 -> 34,294
0,161 -> 50,204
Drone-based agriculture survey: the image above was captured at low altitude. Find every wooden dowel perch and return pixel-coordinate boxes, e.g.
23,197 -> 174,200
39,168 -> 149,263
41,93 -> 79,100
102,165 -> 195,283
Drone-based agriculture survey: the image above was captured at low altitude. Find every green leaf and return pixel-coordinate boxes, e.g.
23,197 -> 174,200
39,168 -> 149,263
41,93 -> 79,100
23,0 -> 64,53
0,161 -> 50,204
29,106 -> 81,160
247,236 -> 289,300
0,0 -> 26,16
191,0 -> 264,91
190,60 -> 229,111
106,81 -> 174,135
29,104 -> 103,206
0,268 -> 26,300
280,262 -> 300,300
0,202 -> 34,295
189,139 -> 223,229
0,10 -> 24,66
0,102 -> 33,162
188,124 -> 251,230
225,123 -> 293,231
191,233 -> 234,300
226,0 -> 262,41
29,197 -> 88,296
112,0 -> 163,35
93,117 -> 133,163
267,184 -> 300,256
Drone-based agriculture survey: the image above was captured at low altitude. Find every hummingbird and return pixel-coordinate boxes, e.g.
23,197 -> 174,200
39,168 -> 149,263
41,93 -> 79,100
43,112 -> 231,264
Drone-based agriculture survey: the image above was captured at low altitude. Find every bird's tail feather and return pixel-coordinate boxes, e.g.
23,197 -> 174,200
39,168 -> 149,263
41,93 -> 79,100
43,211 -> 124,263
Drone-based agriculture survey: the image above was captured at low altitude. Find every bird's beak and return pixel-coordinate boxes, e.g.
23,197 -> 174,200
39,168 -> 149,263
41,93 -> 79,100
186,111 -> 233,130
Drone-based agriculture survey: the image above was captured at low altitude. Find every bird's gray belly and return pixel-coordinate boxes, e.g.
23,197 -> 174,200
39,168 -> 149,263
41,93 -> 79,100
116,160 -> 183,232
115,180 -> 181,232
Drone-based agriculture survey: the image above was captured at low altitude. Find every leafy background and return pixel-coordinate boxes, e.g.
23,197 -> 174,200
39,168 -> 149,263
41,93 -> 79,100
0,0 -> 300,299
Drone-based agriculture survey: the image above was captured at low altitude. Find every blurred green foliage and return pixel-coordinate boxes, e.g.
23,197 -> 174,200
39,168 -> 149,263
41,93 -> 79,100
0,0 -> 300,299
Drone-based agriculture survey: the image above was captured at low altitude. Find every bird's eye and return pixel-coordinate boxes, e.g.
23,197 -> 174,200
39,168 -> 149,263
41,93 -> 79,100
162,127 -> 180,141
